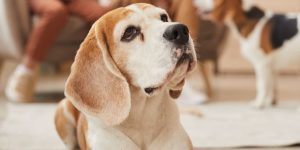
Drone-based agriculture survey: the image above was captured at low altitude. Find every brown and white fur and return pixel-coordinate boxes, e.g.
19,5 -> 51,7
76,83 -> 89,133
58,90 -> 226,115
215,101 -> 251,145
198,0 -> 300,108
55,3 -> 196,150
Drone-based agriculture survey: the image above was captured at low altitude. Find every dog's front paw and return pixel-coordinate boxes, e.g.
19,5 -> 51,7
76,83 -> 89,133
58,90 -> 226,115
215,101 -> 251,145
250,100 -> 265,109
251,97 -> 275,109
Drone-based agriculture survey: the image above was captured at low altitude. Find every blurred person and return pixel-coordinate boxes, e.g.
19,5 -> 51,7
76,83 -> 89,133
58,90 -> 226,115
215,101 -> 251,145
5,0 -> 173,103
5,0 -> 116,103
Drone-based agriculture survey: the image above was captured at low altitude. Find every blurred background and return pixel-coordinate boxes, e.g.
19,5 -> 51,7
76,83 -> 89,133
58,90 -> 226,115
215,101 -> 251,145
0,0 -> 300,150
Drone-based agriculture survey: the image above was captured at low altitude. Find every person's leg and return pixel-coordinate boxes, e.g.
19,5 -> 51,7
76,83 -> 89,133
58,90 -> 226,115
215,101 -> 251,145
67,0 -> 115,24
6,0 -> 69,102
24,0 -> 69,69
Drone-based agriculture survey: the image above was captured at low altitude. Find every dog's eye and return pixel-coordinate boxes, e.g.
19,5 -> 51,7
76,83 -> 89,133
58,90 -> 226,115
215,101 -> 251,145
121,26 -> 140,42
160,14 -> 168,22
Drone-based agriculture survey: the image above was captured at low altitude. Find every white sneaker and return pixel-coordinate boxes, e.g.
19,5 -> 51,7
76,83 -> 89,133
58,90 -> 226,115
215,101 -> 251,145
178,82 -> 208,105
5,65 -> 39,103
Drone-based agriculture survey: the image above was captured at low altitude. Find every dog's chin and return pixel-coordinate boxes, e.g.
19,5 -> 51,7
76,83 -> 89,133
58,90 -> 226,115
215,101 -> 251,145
177,53 -> 196,71
164,54 -> 195,90
142,64 -> 190,96
143,47 -> 196,96
169,62 -> 193,89
143,62 -> 195,96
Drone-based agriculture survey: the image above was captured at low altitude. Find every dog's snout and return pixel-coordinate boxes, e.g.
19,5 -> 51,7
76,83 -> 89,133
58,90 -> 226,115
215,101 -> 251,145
163,24 -> 189,45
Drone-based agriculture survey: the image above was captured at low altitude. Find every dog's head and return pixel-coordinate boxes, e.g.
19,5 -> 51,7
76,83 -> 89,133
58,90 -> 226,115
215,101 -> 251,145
196,0 -> 256,23
65,3 -> 196,126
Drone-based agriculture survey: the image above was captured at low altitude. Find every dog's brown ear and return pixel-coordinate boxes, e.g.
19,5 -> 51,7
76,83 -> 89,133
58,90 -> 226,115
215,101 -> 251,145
65,21 -> 130,126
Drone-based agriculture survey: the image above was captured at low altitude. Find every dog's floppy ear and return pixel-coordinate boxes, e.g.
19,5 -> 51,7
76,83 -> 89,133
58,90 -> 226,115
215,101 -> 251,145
65,20 -> 131,126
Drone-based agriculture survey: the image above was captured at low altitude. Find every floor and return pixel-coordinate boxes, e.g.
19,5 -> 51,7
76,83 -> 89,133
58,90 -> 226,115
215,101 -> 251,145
0,74 -> 300,150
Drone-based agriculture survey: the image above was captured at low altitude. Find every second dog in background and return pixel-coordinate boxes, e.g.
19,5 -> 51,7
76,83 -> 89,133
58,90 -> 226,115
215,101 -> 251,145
197,0 -> 300,108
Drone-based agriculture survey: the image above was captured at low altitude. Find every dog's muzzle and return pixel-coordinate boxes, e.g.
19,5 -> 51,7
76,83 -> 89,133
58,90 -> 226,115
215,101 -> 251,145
144,24 -> 193,95
176,53 -> 193,67
163,23 -> 194,65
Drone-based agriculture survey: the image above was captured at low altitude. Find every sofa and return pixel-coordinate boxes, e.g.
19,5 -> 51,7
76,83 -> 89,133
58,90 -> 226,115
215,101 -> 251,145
0,0 -> 89,62
0,0 -> 92,94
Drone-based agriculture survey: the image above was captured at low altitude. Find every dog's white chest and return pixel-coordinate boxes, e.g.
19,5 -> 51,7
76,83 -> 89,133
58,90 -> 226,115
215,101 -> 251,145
240,39 -> 265,64
86,118 -> 140,150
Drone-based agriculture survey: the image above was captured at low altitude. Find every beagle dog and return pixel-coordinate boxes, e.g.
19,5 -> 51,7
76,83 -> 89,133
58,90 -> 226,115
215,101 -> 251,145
199,0 -> 300,108
55,3 -> 196,150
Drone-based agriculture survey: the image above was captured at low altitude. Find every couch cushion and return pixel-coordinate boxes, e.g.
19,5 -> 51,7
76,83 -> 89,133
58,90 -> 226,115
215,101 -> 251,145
0,0 -> 25,59
32,16 -> 89,62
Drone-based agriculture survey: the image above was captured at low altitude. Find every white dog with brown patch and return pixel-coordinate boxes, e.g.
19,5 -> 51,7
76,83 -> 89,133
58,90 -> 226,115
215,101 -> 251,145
197,0 -> 300,108
55,3 -> 196,150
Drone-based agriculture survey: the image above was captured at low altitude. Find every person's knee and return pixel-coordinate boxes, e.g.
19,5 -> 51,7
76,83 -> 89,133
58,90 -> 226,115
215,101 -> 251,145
44,3 -> 68,23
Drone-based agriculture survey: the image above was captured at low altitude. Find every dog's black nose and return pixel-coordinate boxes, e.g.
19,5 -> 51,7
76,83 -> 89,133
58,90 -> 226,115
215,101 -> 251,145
163,24 -> 189,45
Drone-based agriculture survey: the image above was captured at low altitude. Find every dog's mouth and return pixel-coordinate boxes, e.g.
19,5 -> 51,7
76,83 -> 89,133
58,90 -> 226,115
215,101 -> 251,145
142,43 -> 196,96
143,51 -> 196,95
173,44 -> 195,68
200,10 -> 214,20
201,10 -> 212,15
176,53 -> 194,71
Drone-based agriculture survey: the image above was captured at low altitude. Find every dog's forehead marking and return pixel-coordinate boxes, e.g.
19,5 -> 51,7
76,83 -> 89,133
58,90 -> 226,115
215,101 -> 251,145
126,3 -> 155,16
126,3 -> 165,17
195,0 -> 214,11
106,8 -> 133,24
136,3 -> 153,10
127,4 -> 145,15
127,3 -> 153,11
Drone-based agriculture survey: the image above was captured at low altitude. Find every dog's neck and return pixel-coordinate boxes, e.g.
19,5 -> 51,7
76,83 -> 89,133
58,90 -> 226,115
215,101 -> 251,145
86,85 -> 179,148
117,85 -> 179,148
228,6 -> 265,38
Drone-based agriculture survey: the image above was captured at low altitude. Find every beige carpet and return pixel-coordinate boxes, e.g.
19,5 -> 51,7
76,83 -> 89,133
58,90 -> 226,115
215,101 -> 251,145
1,101 -> 300,149
0,103 -> 65,150
181,101 -> 300,148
